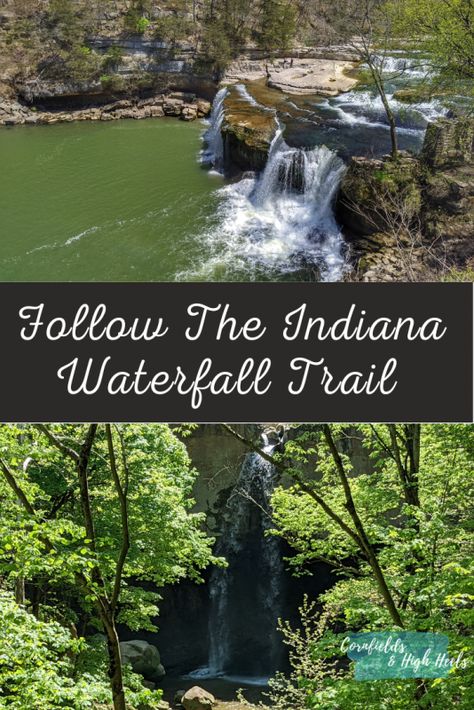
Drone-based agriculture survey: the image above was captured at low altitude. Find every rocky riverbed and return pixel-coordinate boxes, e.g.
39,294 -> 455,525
223,53 -> 359,97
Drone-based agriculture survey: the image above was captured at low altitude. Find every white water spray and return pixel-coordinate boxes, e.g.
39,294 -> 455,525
201,87 -> 228,172
185,114 -> 348,282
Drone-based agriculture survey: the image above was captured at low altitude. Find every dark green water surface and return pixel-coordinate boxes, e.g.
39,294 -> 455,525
0,119 -> 222,281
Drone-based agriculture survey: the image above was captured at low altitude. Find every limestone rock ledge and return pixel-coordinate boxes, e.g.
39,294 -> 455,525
221,86 -> 278,172
0,94 -> 211,127
421,118 -> 474,259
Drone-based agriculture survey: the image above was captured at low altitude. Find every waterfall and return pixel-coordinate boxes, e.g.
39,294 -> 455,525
201,88 -> 228,173
190,444 -> 284,682
253,129 -> 345,216
184,128 -> 347,282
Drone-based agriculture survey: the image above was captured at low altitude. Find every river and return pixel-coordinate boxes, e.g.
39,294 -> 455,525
0,52 -> 449,282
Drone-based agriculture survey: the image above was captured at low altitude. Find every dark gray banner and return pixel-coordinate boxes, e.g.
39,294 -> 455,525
0,283 -> 472,423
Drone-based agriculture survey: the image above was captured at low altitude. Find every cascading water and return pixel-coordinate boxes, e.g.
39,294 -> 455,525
201,87 -> 228,173
182,115 -> 347,282
185,49 -> 453,282
328,51 -> 446,135
190,444 -> 284,682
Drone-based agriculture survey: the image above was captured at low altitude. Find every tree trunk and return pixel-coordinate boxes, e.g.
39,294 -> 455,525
370,64 -> 399,159
103,614 -> 127,710
14,577 -> 25,605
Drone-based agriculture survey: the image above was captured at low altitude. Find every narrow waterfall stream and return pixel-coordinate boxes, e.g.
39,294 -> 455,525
200,87 -> 228,173
190,444 -> 284,684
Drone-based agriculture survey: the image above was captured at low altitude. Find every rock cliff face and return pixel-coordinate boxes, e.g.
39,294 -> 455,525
422,117 -> 474,169
337,116 -> 474,280
421,118 -> 474,264
185,424 -> 261,533
337,153 -> 422,237
131,425 -> 372,677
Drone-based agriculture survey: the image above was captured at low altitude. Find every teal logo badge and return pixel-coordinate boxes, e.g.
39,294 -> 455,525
342,632 -> 466,680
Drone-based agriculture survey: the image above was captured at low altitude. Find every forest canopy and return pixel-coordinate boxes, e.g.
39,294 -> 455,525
0,423 -> 473,709
2,1 -> 473,83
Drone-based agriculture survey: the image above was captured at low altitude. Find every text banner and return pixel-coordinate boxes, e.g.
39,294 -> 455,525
0,283 -> 472,422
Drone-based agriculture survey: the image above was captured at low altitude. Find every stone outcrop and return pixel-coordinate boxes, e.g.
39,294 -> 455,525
182,686 -> 216,710
0,94 -> 211,127
221,86 -> 277,172
120,639 -> 165,682
422,117 -> 474,169
185,424 -> 262,534
224,55 -> 358,97
421,117 -> 474,266
337,116 -> 474,280
0,100 -> 31,126
337,152 -> 422,236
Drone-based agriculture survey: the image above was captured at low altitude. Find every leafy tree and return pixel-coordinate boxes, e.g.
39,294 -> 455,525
200,19 -> 233,75
225,424 -> 474,708
392,0 -> 474,81
0,589 -> 161,709
258,0 -> 297,52
0,424 -> 220,710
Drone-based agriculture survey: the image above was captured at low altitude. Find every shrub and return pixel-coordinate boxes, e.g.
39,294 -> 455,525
102,46 -> 124,72
100,74 -> 126,93
0,590 -> 163,709
136,16 -> 151,34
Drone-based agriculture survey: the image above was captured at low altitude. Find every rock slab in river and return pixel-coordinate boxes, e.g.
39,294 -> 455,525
182,686 -> 216,709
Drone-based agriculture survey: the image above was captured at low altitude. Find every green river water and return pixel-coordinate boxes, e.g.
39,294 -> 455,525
0,119 -> 222,281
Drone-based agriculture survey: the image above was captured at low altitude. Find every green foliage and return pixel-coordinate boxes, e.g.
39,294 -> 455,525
0,424 -> 220,707
0,590 -> 163,709
0,424 -> 218,612
136,16 -> 151,34
267,424 -> 474,708
200,20 -> 233,75
258,0 -> 297,52
102,46 -> 124,72
100,73 -> 126,93
124,1 -> 153,35
390,0 -> 474,80
442,265 -> 474,283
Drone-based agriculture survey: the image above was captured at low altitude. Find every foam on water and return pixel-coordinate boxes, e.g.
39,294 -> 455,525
184,127 -> 347,282
379,55 -> 434,80
191,51 -> 450,283
331,89 -> 447,133
235,83 -> 275,113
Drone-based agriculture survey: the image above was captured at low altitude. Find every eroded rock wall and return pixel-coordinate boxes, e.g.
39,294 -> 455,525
337,116 -> 474,280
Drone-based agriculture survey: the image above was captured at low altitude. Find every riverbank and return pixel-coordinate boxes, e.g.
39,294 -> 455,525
0,93 -> 212,126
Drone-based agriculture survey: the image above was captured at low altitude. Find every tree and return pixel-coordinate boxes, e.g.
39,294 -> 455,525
392,0 -> 474,81
0,424 -> 220,710
302,0 -> 406,158
224,424 -> 474,708
258,0 -> 298,52
0,588 -> 162,709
